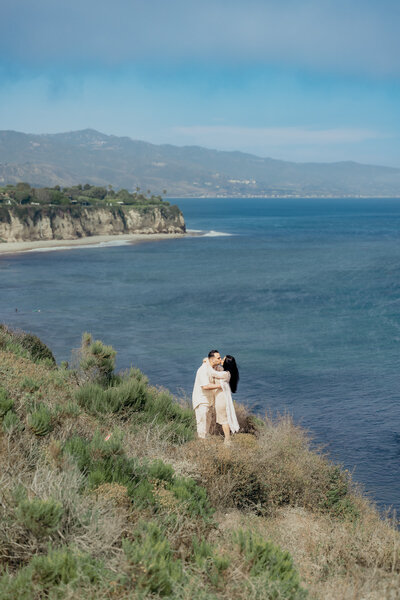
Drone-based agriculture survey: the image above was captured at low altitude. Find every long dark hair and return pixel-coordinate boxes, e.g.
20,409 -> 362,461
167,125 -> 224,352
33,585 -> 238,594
223,355 -> 239,393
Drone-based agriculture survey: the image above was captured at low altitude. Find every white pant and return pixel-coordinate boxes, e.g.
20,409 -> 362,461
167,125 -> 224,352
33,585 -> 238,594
195,404 -> 212,438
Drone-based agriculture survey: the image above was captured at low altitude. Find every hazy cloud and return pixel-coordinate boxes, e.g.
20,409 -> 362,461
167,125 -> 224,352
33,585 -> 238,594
1,0 -> 399,77
171,125 -> 387,148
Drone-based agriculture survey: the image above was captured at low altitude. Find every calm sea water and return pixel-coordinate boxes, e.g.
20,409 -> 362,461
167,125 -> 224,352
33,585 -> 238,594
1,198 -> 400,513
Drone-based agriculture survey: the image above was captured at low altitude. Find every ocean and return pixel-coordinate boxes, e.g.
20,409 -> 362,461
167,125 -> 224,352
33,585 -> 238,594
1,197 -> 400,513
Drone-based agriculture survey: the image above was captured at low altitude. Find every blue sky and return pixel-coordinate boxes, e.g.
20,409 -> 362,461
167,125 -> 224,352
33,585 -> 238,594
1,0 -> 399,166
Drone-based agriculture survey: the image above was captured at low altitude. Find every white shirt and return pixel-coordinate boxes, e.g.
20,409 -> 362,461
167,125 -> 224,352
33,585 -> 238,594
192,362 -> 213,409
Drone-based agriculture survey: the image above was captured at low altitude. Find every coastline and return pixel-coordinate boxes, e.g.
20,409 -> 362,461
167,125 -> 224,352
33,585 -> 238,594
0,232 -> 186,256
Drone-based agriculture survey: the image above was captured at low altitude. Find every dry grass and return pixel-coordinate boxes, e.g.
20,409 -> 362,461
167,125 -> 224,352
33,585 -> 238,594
182,416 -> 357,519
0,456 -> 130,571
219,505 -> 400,600
0,349 -> 74,410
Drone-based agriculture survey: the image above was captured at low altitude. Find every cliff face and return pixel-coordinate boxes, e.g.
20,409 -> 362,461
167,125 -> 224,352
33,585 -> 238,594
0,205 -> 185,242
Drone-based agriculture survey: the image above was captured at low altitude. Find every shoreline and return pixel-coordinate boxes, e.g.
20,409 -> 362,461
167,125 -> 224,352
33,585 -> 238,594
0,232 -> 186,256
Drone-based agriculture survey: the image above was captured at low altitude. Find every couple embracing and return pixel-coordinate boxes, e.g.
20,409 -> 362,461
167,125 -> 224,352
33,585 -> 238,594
192,350 -> 240,445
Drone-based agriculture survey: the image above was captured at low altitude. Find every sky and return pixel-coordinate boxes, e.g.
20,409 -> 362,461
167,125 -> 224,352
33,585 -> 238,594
1,0 -> 400,166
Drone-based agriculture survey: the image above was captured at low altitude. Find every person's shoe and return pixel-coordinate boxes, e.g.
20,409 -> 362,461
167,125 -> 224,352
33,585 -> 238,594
223,438 -> 232,447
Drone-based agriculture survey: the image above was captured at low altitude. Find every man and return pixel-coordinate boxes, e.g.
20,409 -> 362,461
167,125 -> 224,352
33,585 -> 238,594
192,350 -> 223,439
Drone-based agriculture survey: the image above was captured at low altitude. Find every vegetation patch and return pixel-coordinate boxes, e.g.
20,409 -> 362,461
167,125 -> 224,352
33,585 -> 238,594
1,326 -> 399,599
234,529 -> 307,599
0,547 -> 110,600
0,387 -> 13,418
27,403 -> 53,437
0,324 -> 55,365
63,430 -> 213,521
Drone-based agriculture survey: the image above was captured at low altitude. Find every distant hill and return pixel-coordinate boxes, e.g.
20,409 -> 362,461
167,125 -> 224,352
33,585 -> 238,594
1,129 -> 400,197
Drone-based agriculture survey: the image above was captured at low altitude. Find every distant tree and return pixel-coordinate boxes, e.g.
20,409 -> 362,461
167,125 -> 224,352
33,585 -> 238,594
16,191 -> 32,205
49,190 -> 68,205
117,189 -> 131,202
87,186 -> 107,200
34,188 -> 52,204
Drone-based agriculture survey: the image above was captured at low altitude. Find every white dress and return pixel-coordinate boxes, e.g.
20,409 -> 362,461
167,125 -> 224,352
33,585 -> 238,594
208,365 -> 240,434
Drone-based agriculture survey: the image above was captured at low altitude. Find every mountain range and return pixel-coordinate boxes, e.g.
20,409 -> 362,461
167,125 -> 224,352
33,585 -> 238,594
1,129 -> 400,197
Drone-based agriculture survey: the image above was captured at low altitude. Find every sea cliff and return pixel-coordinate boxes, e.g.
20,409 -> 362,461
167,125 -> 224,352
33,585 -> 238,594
0,204 -> 185,243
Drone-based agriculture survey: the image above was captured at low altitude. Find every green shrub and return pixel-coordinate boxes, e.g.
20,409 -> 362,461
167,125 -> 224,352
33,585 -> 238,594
76,378 -> 150,414
64,431 -> 145,498
0,325 -> 56,365
78,333 -> 116,385
191,537 -> 230,588
123,521 -> 183,596
170,476 -> 213,520
75,376 -> 195,443
75,383 -> 105,413
148,390 -> 194,425
20,376 -> 41,392
63,432 -> 213,518
19,333 -> 56,364
126,366 -> 149,385
235,529 -> 307,599
0,388 -> 13,417
321,466 -> 359,520
63,435 -> 91,471
28,403 -> 53,436
31,547 -> 102,586
54,401 -> 81,418
0,565 -> 33,600
0,547 -> 107,599
16,497 -> 63,536
108,377 -> 149,411
73,335 -> 195,440
2,410 -> 22,434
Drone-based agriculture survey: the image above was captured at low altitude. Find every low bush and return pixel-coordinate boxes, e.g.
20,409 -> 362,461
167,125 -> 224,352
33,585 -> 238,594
20,376 -> 41,392
0,547 -> 109,600
27,403 -> 53,436
76,332 -> 117,385
54,400 -> 81,418
2,410 -> 22,434
0,387 -> 13,417
63,431 -> 213,520
0,324 -> 56,365
16,496 -> 63,536
123,521 -> 183,596
234,529 -> 307,599
191,536 -> 230,588
75,377 -> 195,442
75,377 -> 149,414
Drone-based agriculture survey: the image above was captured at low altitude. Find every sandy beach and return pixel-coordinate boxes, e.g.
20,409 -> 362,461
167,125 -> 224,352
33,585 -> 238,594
0,232 -> 186,256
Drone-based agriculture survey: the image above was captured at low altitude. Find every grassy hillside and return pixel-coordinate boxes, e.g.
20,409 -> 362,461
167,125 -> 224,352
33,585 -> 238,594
0,324 -> 399,599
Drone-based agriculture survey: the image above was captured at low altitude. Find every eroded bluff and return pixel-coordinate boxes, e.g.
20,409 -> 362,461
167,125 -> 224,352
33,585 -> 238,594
0,205 -> 185,242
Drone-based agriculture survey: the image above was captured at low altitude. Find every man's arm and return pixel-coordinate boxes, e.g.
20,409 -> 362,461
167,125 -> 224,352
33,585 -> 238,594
202,383 -> 222,390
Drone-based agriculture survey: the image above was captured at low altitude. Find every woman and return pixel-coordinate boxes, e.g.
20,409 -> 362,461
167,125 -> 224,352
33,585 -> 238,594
213,355 -> 240,445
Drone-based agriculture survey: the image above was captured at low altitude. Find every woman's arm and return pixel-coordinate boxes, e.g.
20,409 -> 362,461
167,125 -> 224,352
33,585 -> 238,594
202,358 -> 230,381
211,370 -> 230,381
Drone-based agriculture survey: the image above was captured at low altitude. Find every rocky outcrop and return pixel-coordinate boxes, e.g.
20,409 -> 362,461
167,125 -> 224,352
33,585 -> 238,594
0,205 -> 185,242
